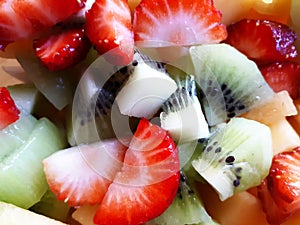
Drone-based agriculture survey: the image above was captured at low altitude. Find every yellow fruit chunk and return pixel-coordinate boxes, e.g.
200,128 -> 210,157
288,99 -> 300,135
197,182 -> 269,225
72,205 -> 98,225
213,0 -> 255,25
242,91 -> 297,126
244,0 -> 291,24
0,201 -> 66,225
253,0 -> 291,17
241,91 -> 300,154
128,0 -> 142,15
269,118 -> 300,155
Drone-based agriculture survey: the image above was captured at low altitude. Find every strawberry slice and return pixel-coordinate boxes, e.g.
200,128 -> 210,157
224,19 -> 298,65
133,0 -> 227,47
0,0 -> 85,50
258,147 -> 300,225
43,140 -> 128,207
33,26 -> 91,71
94,118 -> 180,225
259,61 -> 300,99
85,0 -> 134,66
0,87 -> 20,130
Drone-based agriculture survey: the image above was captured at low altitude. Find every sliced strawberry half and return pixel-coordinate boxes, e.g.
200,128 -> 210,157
0,87 -> 20,130
94,118 -> 180,225
43,140 -> 128,207
133,0 -> 227,47
258,147 -> 300,225
85,0 -> 134,66
224,19 -> 298,65
0,0 -> 85,50
33,26 -> 92,71
259,61 -> 300,99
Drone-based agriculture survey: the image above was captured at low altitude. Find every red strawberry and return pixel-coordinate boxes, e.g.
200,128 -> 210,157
257,147 -> 300,225
94,118 -> 180,225
85,0 -> 134,66
259,61 -> 300,99
43,140 -> 128,207
0,0 -> 85,50
0,87 -> 20,130
33,26 -> 91,71
224,19 -> 298,65
133,0 -> 227,47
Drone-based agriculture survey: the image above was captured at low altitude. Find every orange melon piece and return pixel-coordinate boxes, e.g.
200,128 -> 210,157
242,91 -> 297,126
241,91 -> 300,154
128,0 -> 142,15
269,118 -> 300,154
282,211 -> 300,225
245,0 -> 291,24
196,182 -> 269,225
288,99 -> 300,136
213,0 -> 255,25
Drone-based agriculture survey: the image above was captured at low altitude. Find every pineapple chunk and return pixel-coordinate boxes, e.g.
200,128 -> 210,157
0,201 -> 66,225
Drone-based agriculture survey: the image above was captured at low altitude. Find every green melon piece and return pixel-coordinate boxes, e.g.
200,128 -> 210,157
0,113 -> 37,157
0,118 -> 66,209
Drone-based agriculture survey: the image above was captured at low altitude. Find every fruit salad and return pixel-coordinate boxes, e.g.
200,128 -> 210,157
0,0 -> 300,225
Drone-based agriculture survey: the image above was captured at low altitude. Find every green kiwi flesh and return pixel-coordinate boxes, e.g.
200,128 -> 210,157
146,172 -> 219,225
160,75 -> 210,144
192,117 -> 273,201
169,43 -> 275,125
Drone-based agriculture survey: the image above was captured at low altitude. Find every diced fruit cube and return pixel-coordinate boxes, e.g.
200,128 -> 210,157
0,113 -> 37,158
269,118 -> 300,155
7,84 -> 39,114
72,204 -> 98,225
197,182 -> 269,225
213,0 -> 255,25
0,201 -> 66,225
0,118 -> 66,209
241,91 -> 297,126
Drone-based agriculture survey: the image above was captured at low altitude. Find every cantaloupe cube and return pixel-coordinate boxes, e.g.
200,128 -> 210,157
242,91 -> 297,126
269,118 -> 300,154
241,91 -> 300,154
196,182 -> 269,225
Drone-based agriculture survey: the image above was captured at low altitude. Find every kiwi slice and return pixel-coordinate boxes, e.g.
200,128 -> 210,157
192,117 -> 273,201
147,172 -> 219,225
0,118 -> 66,209
170,43 -> 275,125
160,75 -> 210,144
69,49 -> 170,145
115,49 -> 177,119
